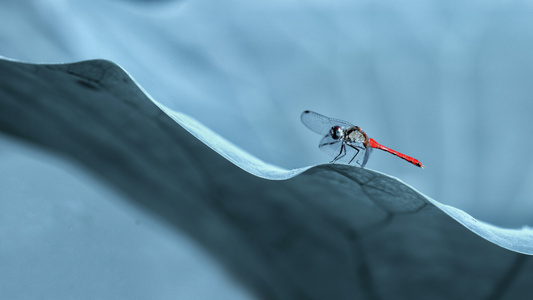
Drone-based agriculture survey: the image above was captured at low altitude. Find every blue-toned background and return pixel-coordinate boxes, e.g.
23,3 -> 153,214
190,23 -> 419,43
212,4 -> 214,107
2,0 -> 533,298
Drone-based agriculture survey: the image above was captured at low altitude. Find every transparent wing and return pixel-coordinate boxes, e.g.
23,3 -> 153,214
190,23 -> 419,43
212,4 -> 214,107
318,134 -> 343,159
360,146 -> 372,168
301,110 -> 355,135
318,135 -> 371,167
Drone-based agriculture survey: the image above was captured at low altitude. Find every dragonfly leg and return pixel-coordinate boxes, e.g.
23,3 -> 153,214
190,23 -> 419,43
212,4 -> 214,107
331,143 -> 347,163
319,141 -> 339,148
347,144 -> 362,164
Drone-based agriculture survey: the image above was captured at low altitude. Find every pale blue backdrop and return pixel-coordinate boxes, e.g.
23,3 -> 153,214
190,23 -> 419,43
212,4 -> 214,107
1,0 -> 533,298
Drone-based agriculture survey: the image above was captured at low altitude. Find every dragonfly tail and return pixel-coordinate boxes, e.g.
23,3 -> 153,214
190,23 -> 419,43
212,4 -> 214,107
368,138 -> 425,168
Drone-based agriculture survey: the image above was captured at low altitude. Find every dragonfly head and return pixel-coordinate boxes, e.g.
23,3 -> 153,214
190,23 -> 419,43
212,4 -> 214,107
329,126 -> 344,140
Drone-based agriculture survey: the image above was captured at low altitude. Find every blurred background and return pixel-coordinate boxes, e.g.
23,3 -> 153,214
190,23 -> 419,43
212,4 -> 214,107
1,0 -> 533,298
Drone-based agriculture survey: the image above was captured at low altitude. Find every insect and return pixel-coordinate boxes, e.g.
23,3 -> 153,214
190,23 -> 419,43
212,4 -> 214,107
301,110 -> 424,168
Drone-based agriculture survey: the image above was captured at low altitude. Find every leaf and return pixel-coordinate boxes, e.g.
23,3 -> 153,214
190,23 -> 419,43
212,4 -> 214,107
1,58 -> 532,299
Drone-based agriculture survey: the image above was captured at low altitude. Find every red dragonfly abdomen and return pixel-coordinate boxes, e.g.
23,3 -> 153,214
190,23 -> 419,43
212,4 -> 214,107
368,138 -> 424,168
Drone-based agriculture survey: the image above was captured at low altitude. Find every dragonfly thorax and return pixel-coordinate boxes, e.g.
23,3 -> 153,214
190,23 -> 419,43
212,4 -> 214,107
344,126 -> 368,145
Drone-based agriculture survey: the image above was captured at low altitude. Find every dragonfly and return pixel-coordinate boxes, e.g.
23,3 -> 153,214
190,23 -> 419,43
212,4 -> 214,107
301,110 -> 424,168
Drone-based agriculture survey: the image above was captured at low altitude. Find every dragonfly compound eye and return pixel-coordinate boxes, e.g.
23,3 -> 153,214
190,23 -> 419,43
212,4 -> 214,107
330,126 -> 343,140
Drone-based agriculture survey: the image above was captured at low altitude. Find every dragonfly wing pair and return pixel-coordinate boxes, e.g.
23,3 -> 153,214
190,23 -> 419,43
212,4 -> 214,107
301,110 -> 371,167
301,110 -> 354,136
